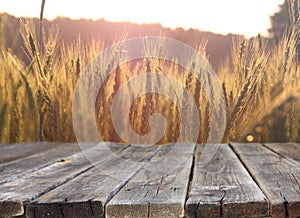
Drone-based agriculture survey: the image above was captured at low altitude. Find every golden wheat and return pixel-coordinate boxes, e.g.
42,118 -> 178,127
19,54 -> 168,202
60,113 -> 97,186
0,0 -> 299,143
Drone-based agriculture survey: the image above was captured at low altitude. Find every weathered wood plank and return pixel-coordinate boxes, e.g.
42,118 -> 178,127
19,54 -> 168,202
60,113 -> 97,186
231,143 -> 300,218
0,200 -> 24,217
263,143 -> 300,164
0,142 -> 63,164
0,143 -> 83,184
186,144 -> 268,218
106,143 -> 195,218
29,145 -> 160,218
0,143 -> 128,217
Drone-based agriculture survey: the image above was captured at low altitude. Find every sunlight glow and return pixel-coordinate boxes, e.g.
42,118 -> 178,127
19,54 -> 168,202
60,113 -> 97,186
1,0 -> 285,37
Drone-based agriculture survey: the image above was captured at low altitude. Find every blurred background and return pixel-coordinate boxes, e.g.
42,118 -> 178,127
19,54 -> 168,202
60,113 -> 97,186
0,0 -> 299,143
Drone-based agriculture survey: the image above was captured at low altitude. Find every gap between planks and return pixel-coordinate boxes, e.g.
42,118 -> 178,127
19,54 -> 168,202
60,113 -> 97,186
0,143 -> 129,217
106,143 -> 195,218
230,142 -> 300,218
27,145 -> 161,218
186,144 -> 269,218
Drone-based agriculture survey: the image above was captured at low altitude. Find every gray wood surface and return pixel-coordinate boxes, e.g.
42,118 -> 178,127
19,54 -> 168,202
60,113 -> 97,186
29,145 -> 160,218
0,143 -> 128,217
0,143 -> 299,218
0,142 -> 63,164
231,143 -> 300,218
0,143 -> 82,184
263,143 -> 300,164
186,144 -> 268,218
106,143 -> 195,218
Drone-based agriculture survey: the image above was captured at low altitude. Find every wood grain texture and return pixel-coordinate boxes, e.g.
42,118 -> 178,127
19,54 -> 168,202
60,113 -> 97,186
0,143 -> 82,184
106,143 -> 195,218
231,143 -> 300,218
0,142 -> 63,164
0,143 -> 128,217
29,145 -> 160,218
186,144 -> 268,218
0,143 -> 299,218
0,200 -> 23,217
263,143 -> 300,164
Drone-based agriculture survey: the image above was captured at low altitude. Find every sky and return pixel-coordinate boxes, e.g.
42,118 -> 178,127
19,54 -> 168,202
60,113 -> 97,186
1,0 -> 285,38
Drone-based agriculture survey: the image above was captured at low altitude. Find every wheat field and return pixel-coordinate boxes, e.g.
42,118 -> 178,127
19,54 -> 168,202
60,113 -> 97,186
0,1 -> 299,144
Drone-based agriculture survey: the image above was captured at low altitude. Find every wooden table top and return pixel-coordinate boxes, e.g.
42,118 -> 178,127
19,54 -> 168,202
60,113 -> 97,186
0,142 -> 299,218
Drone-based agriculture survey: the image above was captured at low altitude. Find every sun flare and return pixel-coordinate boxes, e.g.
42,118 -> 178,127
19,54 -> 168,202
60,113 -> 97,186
1,0 -> 284,37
